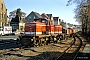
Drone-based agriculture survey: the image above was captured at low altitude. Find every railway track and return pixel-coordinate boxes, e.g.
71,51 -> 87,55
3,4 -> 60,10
0,36 -> 74,60
56,34 -> 82,60
0,34 -> 83,60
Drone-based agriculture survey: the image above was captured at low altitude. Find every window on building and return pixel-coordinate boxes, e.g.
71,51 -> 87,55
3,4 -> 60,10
2,4 -> 3,9
2,14 -> 3,18
34,16 -> 36,19
20,26 -> 23,31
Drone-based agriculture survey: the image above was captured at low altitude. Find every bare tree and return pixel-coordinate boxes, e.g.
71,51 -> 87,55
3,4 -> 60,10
16,8 -> 22,22
67,0 -> 90,33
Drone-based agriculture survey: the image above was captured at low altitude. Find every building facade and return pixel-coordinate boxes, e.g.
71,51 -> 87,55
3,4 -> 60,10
0,0 -> 8,27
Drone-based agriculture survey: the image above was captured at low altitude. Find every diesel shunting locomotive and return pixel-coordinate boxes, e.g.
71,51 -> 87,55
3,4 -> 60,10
19,18 -> 77,46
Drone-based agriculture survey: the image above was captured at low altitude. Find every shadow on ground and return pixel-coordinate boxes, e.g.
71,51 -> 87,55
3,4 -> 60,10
3,51 -> 90,60
0,40 -> 22,50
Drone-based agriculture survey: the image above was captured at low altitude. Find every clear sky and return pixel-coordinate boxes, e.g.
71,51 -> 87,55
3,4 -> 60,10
4,0 -> 79,25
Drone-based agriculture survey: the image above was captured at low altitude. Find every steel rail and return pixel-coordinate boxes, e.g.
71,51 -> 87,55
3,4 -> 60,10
56,34 -> 82,60
55,36 -> 76,60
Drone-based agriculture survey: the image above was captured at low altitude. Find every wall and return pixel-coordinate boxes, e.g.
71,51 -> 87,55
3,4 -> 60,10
0,0 -> 8,27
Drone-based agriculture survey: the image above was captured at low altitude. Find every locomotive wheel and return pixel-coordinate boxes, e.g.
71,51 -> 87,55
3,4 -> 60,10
56,36 -> 60,42
46,40 -> 49,45
56,35 -> 60,40
60,35 -> 63,40
48,37 -> 51,43
46,37 -> 49,45
34,40 -> 40,47
54,37 -> 57,43
40,38 -> 46,46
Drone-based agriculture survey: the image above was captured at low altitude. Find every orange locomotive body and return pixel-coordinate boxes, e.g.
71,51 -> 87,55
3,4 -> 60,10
24,18 -> 62,36
20,18 -> 63,46
67,28 -> 73,35
54,24 -> 62,34
25,22 -> 44,36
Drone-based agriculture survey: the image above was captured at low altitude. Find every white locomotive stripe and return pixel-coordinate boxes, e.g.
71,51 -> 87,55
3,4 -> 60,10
54,32 -> 59,33
36,32 -> 42,34
25,32 -> 35,34
48,32 -> 54,33
59,31 -> 62,33
25,32 -> 42,34
49,32 -> 54,34
25,31 -> 62,35
54,31 -> 62,33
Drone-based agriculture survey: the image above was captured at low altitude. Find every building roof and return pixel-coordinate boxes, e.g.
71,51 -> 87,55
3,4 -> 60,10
41,13 -> 48,19
32,11 -> 43,18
